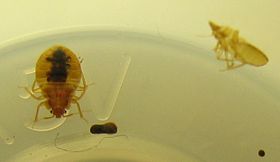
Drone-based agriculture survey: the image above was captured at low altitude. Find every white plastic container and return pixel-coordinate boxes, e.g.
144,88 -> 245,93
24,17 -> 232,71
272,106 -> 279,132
0,1 -> 279,162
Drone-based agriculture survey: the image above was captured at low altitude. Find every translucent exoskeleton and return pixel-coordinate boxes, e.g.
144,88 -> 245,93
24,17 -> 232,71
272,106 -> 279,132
209,21 -> 269,70
24,45 -> 89,122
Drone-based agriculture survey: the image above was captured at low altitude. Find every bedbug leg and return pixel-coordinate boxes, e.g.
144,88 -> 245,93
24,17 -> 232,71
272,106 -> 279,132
214,42 -> 220,52
214,40 -> 231,62
72,99 -> 88,123
214,40 -> 236,70
31,79 -> 41,93
227,63 -> 246,70
214,44 -> 224,60
75,73 -> 88,100
24,87 -> 45,100
34,101 -> 47,122
216,49 -> 226,61
215,46 -> 233,67
23,80 -> 44,100
224,50 -> 234,68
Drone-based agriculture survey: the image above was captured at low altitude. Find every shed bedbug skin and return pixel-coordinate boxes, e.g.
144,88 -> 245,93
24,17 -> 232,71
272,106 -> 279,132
24,45 -> 88,122
209,21 -> 269,70
90,122 -> 118,134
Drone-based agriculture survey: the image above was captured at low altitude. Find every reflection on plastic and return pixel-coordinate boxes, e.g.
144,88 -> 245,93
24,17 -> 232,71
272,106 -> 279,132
54,132 -> 128,152
96,54 -> 131,121
0,126 -> 15,145
24,119 -> 66,132
94,135 -> 128,148
18,68 -> 35,99
55,133 -> 93,152
24,113 -> 68,132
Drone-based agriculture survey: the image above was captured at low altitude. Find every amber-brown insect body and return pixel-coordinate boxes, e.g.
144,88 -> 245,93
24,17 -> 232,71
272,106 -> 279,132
25,46 -> 88,121
209,21 -> 268,70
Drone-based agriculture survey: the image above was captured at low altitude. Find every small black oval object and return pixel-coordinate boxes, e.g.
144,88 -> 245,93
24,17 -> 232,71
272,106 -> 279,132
90,122 -> 118,134
258,149 -> 265,157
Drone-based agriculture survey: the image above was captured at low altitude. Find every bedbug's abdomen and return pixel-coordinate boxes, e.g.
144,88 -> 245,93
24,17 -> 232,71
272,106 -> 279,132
35,46 -> 82,89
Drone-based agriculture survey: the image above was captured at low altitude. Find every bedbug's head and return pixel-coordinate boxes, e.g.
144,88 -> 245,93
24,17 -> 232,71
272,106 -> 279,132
47,88 -> 72,118
209,21 -> 222,38
50,109 -> 67,118
208,21 -> 227,40
209,21 -> 220,31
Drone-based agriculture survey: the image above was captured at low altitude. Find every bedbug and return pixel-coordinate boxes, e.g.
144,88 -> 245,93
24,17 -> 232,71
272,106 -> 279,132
90,122 -> 118,134
24,45 -> 88,121
209,21 -> 269,70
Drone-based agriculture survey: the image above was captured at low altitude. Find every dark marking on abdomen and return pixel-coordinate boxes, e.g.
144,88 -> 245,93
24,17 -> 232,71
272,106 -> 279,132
46,49 -> 70,82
